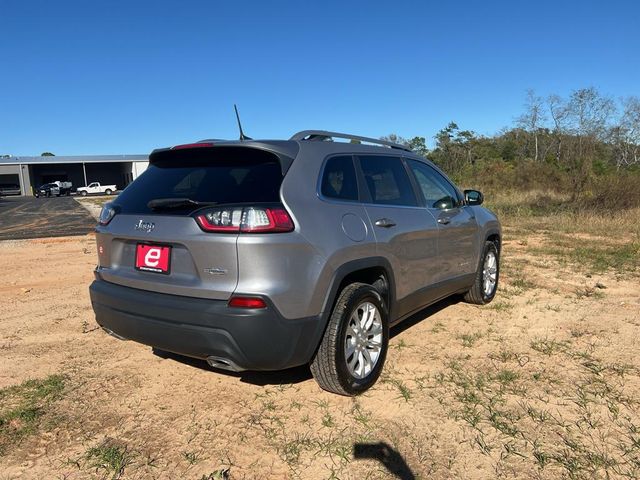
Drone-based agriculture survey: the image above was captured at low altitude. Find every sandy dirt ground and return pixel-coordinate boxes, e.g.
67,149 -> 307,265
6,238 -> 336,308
0,232 -> 639,479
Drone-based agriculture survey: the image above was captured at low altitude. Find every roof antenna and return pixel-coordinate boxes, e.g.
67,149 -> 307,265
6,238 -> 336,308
234,104 -> 252,141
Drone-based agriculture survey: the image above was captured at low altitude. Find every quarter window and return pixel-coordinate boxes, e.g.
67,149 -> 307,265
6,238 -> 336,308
359,156 -> 417,206
406,159 -> 460,210
321,156 -> 358,201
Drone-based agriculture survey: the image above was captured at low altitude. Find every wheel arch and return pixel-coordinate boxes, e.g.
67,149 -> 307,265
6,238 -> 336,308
318,257 -> 397,329
485,230 -> 501,253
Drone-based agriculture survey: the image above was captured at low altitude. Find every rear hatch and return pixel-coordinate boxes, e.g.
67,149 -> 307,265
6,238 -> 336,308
95,144 -> 291,300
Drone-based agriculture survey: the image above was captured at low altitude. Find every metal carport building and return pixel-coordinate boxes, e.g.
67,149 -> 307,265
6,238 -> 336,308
0,154 -> 149,196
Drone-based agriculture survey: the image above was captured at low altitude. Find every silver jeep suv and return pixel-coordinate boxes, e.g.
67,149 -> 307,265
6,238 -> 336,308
90,130 -> 501,395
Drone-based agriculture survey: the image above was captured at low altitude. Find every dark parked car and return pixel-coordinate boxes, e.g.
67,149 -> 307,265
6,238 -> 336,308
35,181 -> 73,198
89,131 -> 501,395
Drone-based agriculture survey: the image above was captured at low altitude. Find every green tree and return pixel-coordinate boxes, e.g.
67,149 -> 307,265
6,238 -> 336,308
41,152 -> 55,156
407,136 -> 428,157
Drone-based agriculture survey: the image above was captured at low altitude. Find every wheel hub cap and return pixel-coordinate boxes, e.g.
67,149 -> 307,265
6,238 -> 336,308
482,251 -> 498,296
344,301 -> 383,379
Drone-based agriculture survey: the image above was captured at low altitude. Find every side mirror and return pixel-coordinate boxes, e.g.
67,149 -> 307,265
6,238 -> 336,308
464,189 -> 484,206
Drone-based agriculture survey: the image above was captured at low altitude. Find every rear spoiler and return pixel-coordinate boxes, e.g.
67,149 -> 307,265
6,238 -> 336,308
149,141 -> 300,175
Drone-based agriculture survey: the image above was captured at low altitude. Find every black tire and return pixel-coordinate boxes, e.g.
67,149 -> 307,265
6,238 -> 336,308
464,241 -> 500,305
81,190 -> 87,196
310,283 -> 389,396
105,189 -> 112,195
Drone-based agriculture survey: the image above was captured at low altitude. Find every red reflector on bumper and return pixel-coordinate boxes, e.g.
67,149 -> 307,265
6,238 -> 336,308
228,297 -> 267,309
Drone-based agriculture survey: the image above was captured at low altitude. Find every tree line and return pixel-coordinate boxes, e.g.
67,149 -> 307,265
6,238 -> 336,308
383,88 -> 640,200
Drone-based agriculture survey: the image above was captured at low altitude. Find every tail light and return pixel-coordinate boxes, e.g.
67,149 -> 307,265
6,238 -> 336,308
194,205 -> 294,233
98,203 -> 117,225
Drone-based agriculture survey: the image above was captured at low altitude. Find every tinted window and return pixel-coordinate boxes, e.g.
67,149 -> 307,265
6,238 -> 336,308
114,148 -> 283,214
359,156 -> 417,206
406,159 -> 460,210
321,156 -> 358,201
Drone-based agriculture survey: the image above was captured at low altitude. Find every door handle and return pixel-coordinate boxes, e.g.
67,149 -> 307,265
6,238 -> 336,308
374,218 -> 396,228
437,217 -> 451,225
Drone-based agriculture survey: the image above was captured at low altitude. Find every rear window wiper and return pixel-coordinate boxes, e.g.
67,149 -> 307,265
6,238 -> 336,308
147,198 -> 217,210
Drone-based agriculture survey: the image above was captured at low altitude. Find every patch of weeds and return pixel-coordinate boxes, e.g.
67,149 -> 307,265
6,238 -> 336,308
533,241 -> 640,275
85,440 -> 132,480
392,339 -> 410,351
262,399 -> 277,412
352,403 -> 372,428
487,403 -> 520,437
511,276 -> 537,291
608,362 -> 634,377
530,338 -> 567,356
199,469 -> 230,480
570,327 -> 588,338
488,301 -> 513,312
489,349 -> 517,363
431,321 -> 446,333
473,434 -> 492,454
0,374 -> 65,454
278,433 -> 314,467
321,412 -> 335,428
394,380 -> 412,402
460,332 -> 483,348
524,404 -> 551,424
494,369 -> 519,386
182,450 -> 200,465
533,449 -> 550,469
575,286 -> 597,299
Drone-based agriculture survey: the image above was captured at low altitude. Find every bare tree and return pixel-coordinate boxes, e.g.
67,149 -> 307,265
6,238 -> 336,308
610,97 -> 640,169
547,94 -> 568,164
517,89 -> 546,162
562,88 -> 615,199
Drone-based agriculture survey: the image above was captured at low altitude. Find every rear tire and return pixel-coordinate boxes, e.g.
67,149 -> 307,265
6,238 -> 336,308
105,189 -> 112,195
310,283 -> 389,396
464,241 -> 499,305
81,190 -> 87,196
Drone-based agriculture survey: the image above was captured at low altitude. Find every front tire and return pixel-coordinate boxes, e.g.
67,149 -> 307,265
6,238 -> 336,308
310,283 -> 389,396
464,241 -> 500,305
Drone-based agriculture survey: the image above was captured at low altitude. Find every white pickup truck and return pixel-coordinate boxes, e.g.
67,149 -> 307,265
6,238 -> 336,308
76,182 -> 117,196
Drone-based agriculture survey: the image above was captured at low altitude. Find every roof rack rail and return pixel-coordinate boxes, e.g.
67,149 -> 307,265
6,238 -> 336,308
290,130 -> 412,152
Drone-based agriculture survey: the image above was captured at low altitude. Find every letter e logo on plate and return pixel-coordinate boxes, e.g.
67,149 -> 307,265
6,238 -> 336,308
135,244 -> 171,274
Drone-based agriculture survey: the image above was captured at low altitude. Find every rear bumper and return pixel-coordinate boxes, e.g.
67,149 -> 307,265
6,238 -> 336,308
89,278 -> 324,371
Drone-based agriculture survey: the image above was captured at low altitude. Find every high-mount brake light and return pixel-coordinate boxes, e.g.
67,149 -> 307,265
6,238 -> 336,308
228,296 -> 267,309
194,206 -> 294,233
172,142 -> 215,150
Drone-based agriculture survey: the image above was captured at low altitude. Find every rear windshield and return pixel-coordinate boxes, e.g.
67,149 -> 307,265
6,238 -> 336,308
114,147 -> 283,214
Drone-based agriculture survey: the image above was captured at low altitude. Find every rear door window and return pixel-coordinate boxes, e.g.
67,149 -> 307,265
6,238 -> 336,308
320,155 -> 358,201
358,155 -> 418,206
114,147 -> 283,214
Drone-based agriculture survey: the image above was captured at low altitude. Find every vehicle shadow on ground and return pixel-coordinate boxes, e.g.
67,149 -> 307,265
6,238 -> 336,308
353,442 -> 416,479
152,295 -> 461,387
390,295 -> 461,338
152,348 -> 313,386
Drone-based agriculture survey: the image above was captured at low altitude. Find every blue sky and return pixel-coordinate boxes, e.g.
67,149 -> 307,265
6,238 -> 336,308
1,0 -> 638,155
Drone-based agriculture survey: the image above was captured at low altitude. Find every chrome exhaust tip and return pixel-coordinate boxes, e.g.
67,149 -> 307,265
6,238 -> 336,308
206,356 -> 244,372
101,327 -> 128,341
